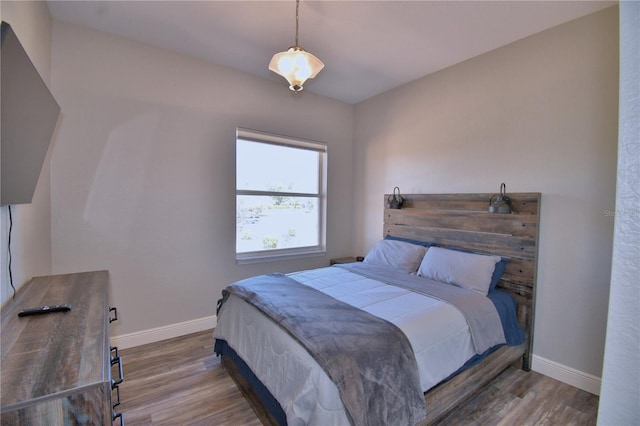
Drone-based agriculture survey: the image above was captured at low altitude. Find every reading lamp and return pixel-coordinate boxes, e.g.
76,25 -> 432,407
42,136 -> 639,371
387,187 -> 404,209
488,183 -> 512,214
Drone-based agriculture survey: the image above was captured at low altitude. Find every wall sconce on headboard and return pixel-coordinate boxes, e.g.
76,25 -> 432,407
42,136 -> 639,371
488,183 -> 512,214
387,187 -> 404,209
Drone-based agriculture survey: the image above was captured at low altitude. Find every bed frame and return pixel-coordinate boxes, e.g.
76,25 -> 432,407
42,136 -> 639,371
385,192 -> 541,423
221,192 -> 541,425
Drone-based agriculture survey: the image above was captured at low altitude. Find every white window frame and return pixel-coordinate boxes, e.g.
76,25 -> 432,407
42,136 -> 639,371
235,127 -> 327,263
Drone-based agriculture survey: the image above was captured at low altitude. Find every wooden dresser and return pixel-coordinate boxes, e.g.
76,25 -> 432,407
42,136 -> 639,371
1,271 -> 124,424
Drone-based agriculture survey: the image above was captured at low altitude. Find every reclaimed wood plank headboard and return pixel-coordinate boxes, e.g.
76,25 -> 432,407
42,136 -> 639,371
383,192 -> 541,370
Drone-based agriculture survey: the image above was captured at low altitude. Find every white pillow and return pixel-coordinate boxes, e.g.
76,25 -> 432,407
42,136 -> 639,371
417,247 -> 501,295
363,240 -> 428,273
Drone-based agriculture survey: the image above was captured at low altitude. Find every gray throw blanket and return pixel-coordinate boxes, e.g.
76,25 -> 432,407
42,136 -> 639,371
337,263 -> 506,354
219,273 -> 427,426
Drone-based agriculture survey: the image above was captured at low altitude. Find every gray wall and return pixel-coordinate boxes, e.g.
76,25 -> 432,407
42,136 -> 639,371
49,21 -> 355,336
353,7 -> 618,382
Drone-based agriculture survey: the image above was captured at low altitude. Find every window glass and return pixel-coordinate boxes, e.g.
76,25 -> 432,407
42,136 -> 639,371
236,196 -> 319,253
236,140 -> 319,194
235,128 -> 326,262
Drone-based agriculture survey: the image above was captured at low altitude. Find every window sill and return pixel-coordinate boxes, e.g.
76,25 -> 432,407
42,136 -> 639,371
236,249 -> 326,265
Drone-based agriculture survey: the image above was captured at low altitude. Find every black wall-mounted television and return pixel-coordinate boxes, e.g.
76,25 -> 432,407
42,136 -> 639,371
1,21 -> 61,205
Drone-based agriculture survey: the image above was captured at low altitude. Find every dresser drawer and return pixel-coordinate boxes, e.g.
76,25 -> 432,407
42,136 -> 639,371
1,271 -> 123,425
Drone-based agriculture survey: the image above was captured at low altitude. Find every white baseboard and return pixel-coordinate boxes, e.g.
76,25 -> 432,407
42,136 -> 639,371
111,318 -> 602,397
532,354 -> 601,395
110,315 -> 217,350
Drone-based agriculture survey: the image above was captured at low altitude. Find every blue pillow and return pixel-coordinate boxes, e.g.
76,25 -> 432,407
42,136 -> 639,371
490,257 -> 508,290
384,235 -> 435,248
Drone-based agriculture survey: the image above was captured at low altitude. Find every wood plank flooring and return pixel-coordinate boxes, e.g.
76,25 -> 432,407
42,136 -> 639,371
118,330 -> 598,425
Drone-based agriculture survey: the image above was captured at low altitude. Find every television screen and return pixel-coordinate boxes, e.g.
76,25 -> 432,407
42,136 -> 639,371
1,21 -> 60,205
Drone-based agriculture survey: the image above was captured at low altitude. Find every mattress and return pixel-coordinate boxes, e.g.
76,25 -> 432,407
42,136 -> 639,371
213,266 -> 484,425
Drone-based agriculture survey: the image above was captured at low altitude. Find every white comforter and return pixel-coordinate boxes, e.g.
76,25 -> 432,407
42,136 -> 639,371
213,266 -> 476,425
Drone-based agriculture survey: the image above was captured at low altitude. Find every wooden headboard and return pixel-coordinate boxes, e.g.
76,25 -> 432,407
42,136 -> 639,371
383,192 -> 541,370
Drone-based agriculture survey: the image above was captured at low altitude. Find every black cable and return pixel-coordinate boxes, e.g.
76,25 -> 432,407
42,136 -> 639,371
8,205 -> 15,298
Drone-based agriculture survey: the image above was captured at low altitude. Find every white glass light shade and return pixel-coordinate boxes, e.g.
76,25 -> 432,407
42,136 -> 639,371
269,46 -> 324,92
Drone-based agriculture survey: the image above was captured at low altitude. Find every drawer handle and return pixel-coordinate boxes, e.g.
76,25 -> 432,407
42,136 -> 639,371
110,346 -> 119,365
111,359 -> 124,387
112,408 -> 124,426
112,382 -> 121,408
111,347 -> 124,388
111,369 -> 124,425
109,307 -> 119,323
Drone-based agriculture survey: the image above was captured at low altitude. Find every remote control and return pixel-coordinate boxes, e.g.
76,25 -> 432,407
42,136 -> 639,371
18,304 -> 72,317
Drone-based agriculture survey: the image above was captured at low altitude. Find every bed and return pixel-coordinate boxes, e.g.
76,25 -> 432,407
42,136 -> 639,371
214,192 -> 541,425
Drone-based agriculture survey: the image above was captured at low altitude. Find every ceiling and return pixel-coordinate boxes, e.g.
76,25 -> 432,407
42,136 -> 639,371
47,1 -> 615,104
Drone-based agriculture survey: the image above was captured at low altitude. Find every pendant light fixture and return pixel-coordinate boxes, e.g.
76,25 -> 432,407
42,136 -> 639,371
269,0 -> 324,92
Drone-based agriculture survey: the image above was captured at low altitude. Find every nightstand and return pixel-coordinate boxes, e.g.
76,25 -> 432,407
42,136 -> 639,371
330,256 -> 361,265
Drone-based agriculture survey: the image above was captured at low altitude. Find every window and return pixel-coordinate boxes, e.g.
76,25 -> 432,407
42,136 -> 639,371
236,128 -> 327,262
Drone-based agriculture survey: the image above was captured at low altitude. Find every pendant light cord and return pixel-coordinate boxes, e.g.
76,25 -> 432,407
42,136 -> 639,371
295,0 -> 300,46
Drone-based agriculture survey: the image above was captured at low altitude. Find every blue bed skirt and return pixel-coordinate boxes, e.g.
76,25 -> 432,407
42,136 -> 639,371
214,339 -> 288,426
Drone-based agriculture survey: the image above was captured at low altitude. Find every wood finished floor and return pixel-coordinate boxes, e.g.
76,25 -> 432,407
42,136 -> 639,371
118,330 -> 599,425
